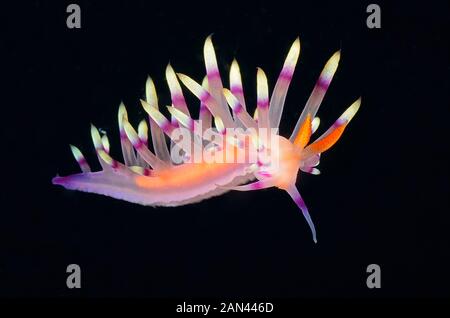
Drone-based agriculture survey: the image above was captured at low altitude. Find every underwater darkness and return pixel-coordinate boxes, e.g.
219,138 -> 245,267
1,0 -> 449,303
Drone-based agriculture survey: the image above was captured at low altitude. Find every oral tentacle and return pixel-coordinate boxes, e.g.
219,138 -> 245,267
287,185 -> 317,243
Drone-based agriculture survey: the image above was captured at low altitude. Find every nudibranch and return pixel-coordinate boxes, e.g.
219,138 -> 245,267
53,36 -> 361,243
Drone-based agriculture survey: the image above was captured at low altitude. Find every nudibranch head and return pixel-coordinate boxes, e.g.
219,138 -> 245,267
251,135 -> 302,191
53,35 -> 361,243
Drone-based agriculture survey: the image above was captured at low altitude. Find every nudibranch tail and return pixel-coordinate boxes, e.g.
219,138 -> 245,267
53,35 -> 361,243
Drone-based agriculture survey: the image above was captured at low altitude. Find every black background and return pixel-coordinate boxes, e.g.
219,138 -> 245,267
1,0 -> 449,301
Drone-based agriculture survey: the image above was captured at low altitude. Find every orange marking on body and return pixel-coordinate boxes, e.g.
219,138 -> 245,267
305,122 -> 346,155
294,114 -> 312,148
135,161 -> 234,190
